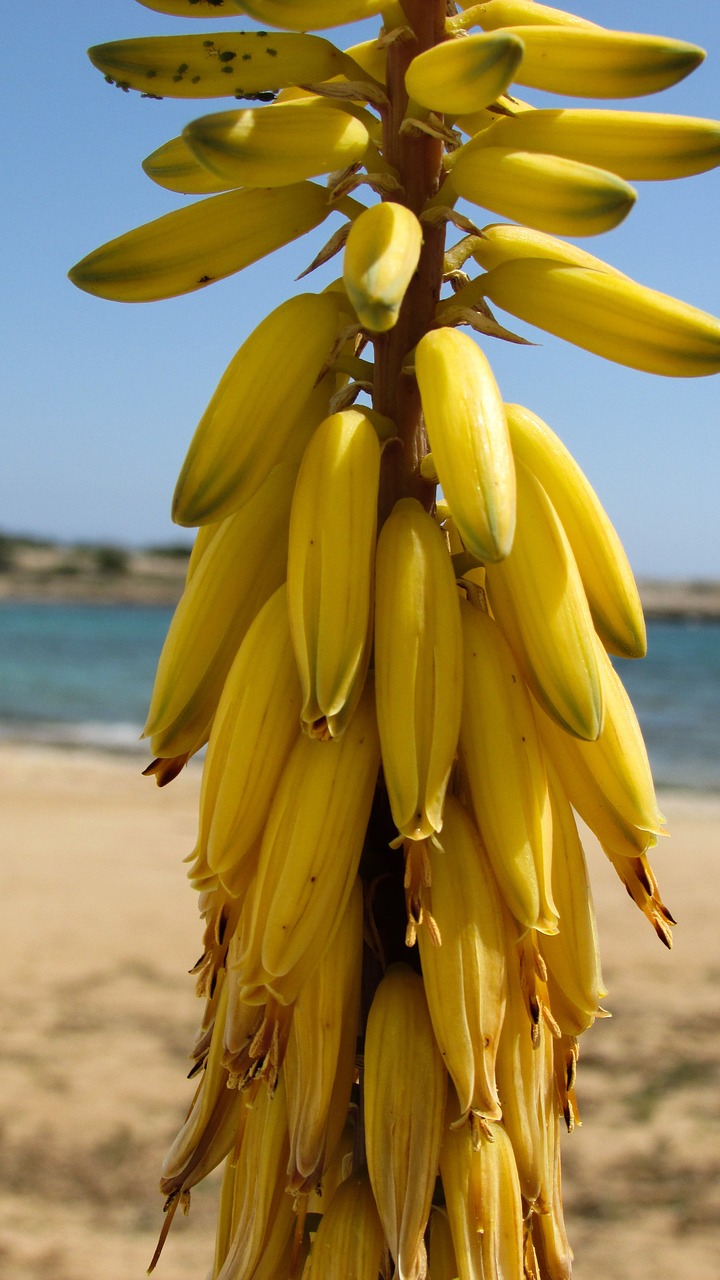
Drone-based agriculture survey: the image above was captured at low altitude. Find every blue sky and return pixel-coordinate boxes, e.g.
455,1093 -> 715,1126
3,0 -> 719,576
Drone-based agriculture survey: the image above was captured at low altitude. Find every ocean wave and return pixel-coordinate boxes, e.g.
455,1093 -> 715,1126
0,719 -> 148,752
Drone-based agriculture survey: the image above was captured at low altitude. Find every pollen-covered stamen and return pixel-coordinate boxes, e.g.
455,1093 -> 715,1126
401,837 -> 440,947
147,1190 -> 183,1275
243,997 -> 294,1092
553,1035 -> 581,1132
191,892 -> 241,1003
222,1007 -> 286,1092
517,931 -> 562,1048
607,849 -> 676,948
307,716 -> 333,742
468,1109 -> 494,1149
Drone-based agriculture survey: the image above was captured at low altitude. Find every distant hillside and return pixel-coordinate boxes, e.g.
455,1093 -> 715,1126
1,532 -> 719,617
0,534 -> 190,605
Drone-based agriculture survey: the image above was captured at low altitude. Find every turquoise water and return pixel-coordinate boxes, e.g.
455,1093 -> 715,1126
1,603 -> 719,789
614,621 -> 720,791
0,603 -> 169,751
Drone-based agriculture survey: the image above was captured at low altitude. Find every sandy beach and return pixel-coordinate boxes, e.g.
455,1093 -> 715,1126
1,745 -> 718,1280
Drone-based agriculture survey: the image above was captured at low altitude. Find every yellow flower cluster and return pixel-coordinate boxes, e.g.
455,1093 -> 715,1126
70,1 -> 717,1276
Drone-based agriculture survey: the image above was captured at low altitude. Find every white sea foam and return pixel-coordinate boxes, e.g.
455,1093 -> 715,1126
0,720 -> 146,752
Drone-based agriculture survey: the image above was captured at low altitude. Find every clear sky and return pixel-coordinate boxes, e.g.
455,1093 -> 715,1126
3,0 -> 719,576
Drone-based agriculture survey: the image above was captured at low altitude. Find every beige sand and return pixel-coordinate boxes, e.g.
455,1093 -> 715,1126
1,746 -> 718,1280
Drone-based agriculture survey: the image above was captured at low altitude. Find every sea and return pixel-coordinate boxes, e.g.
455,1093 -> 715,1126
0,601 -> 719,792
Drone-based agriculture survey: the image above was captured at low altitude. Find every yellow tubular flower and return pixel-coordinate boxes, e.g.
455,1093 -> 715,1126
143,135 -> 239,194
160,1083 -> 244,1206
345,37 -> 387,83
538,764 -> 606,1035
213,1075 -> 290,1280
505,402 -> 646,658
504,26 -> 705,100
454,93 -> 535,139
239,0 -> 388,31
418,795 -> 507,1125
69,0 -> 720,1274
435,221 -> 625,319
214,1178 -> 296,1280
458,598 -> 558,934
415,327 -> 516,563
88,31 -> 364,98
494,920 -> 556,1210
476,108 -> 720,181
275,33 -> 386,94
196,585 -> 302,877
484,458 -> 604,742
454,0 -> 598,29
444,146 -> 636,238
184,100 -> 370,188
284,879 -> 362,1191
145,462 -> 297,759
428,1207 -> 458,1280
472,221 -> 627,275
135,0 -> 245,13
374,498 -> 464,840
68,182 -> 333,302
404,31 -> 524,116
211,1157 -> 237,1280
173,294 -> 345,526
287,408 -> 380,739
160,977 -> 242,1198
530,1122 -> 574,1280
305,1119 -> 355,1215
365,965 -> 447,1280
184,521 -> 221,584
224,952 -> 265,1066
536,635 -> 665,857
308,1171 -> 386,1280
235,678 -> 380,1006
343,202 -> 423,333
482,257 -> 720,377
439,1089 -> 525,1280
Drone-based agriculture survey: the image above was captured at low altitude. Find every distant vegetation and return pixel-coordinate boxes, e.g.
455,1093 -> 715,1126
0,533 -> 191,603
93,545 -> 130,576
0,532 -> 191,576
143,543 -> 194,559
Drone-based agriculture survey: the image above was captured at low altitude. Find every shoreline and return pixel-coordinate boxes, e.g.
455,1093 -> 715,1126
0,737 -> 717,796
3,575 -> 720,620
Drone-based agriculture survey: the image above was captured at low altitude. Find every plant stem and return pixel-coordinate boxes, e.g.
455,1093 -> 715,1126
375,0 -> 447,519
